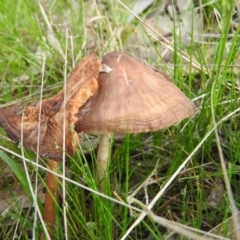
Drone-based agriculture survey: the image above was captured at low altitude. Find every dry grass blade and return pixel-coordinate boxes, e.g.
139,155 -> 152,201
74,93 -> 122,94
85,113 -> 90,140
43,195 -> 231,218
117,0 -> 210,75
38,2 -> 65,60
131,198 -> 227,240
0,145 -> 145,213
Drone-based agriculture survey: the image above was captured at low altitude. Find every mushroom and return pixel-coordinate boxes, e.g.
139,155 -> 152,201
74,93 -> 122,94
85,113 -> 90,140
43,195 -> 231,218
0,51 -> 196,235
0,55 -> 101,238
75,51 -> 196,190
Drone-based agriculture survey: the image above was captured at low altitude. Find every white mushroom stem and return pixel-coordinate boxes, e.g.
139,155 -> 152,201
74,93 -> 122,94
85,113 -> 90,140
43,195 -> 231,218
96,133 -> 112,191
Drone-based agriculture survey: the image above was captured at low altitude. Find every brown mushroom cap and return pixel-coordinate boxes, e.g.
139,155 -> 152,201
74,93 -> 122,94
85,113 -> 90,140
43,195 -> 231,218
0,55 -> 101,161
75,51 -> 196,134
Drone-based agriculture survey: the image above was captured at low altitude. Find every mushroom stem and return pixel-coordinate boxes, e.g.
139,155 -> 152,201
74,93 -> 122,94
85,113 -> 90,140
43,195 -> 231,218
96,133 -> 112,191
41,159 -> 59,240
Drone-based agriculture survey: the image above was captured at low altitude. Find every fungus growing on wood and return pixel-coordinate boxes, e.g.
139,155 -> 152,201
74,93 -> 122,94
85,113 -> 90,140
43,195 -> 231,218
75,51 -> 196,190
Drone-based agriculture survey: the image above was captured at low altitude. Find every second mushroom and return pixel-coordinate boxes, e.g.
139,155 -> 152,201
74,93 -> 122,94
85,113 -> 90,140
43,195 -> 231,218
0,55 -> 101,239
